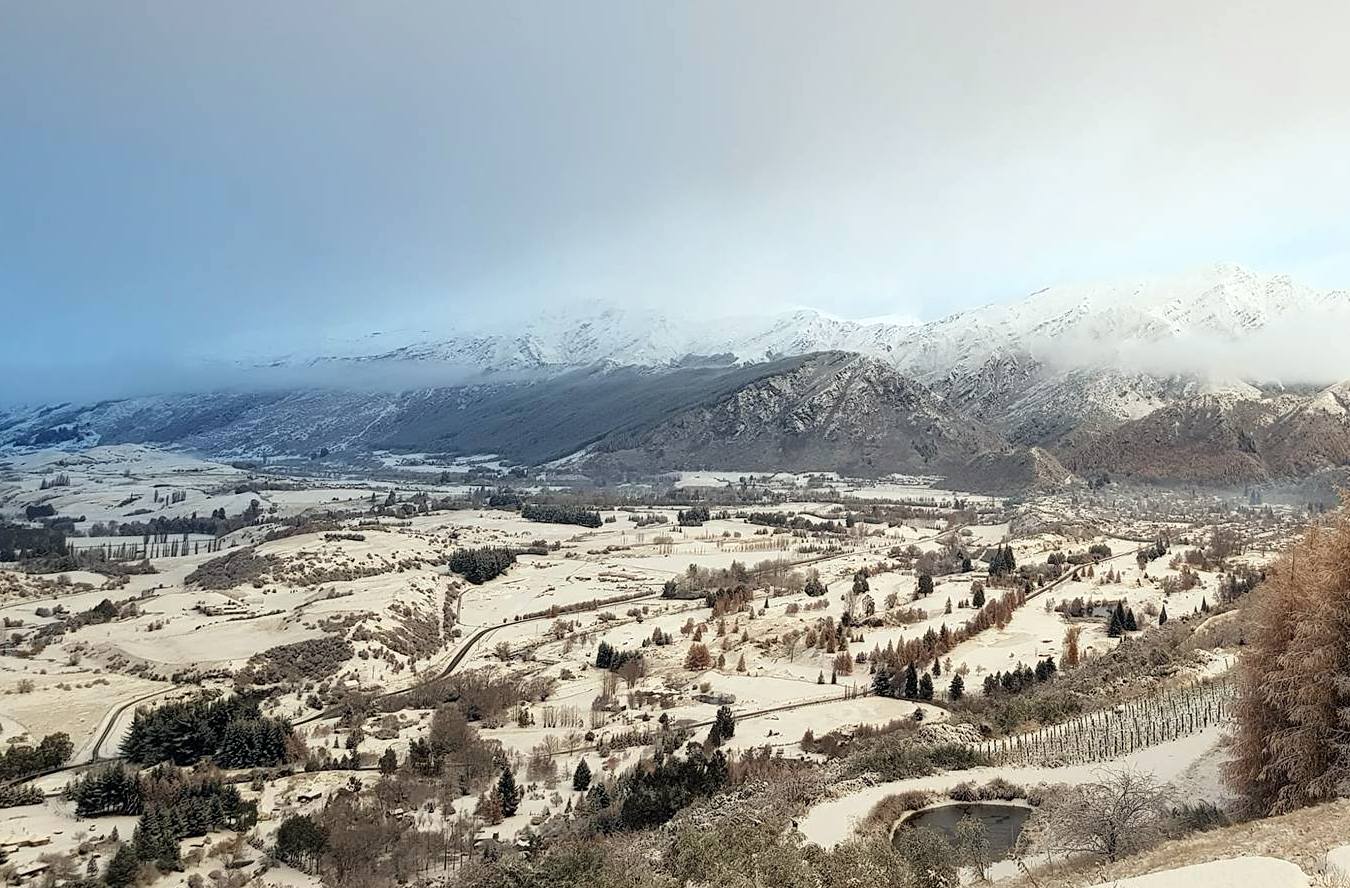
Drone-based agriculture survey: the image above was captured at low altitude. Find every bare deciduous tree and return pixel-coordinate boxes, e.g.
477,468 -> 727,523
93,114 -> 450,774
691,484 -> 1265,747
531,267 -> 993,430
1038,769 -> 1172,862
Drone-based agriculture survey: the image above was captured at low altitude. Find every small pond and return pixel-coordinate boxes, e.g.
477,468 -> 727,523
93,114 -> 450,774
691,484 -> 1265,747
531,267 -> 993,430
896,802 -> 1031,859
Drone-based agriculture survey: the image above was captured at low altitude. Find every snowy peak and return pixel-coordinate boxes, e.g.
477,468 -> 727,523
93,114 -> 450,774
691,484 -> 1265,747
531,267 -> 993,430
275,265 -> 1350,395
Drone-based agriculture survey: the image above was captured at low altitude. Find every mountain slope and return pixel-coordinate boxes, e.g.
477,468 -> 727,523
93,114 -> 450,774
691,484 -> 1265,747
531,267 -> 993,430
579,352 -> 1068,489
286,265 -> 1350,453
1,353 -> 1066,492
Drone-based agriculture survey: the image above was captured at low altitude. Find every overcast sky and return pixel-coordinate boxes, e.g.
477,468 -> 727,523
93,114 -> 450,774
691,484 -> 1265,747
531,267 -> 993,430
4,1 -> 1350,376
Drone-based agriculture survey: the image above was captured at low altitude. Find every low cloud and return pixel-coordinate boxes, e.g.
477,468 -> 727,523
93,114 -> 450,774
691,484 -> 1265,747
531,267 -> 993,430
1035,309 -> 1350,387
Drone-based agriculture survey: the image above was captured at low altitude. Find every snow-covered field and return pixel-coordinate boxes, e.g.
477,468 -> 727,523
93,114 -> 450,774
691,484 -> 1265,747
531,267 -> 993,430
0,443 -> 1306,885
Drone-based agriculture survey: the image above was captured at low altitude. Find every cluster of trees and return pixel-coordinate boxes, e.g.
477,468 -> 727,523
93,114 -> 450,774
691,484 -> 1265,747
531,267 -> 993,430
986,544 -> 1017,577
402,705 -> 501,796
459,810 -> 956,888
619,746 -> 730,829
744,511 -> 841,534
521,503 -> 603,528
68,762 -> 146,816
98,768 -> 257,881
676,506 -> 710,526
1106,600 -> 1140,636
68,764 -> 257,867
448,546 -> 518,584
595,641 -> 646,677
868,586 -> 1028,676
662,560 -> 750,598
981,657 -> 1057,695
111,503 -> 264,539
121,695 -> 298,768
0,521 -> 67,561
275,813 -> 330,871
1136,536 -> 1170,568
0,731 -> 72,781
705,585 -> 755,616
872,661 -> 936,701
1218,566 -> 1263,604
484,488 -> 525,509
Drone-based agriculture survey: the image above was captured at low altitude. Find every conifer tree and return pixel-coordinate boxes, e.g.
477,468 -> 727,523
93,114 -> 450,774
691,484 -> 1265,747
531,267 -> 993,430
918,672 -> 934,700
903,662 -> 919,698
103,843 -> 139,888
714,705 -> 736,740
872,665 -> 893,697
586,783 -> 610,809
1107,602 -> 1126,637
498,767 -> 520,817
572,759 -> 591,791
948,673 -> 965,701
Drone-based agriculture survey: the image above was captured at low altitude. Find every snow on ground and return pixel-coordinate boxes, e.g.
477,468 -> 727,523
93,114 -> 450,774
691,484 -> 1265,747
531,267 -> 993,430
797,726 -> 1229,849
1098,857 -> 1309,888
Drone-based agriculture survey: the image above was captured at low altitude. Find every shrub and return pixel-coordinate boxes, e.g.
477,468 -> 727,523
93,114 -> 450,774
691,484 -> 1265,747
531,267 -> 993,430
947,781 -> 979,802
185,547 -> 276,589
978,777 -> 1023,801
237,637 -> 354,685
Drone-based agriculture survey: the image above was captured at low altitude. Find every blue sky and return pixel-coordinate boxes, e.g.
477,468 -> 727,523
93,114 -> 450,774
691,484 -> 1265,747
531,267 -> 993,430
4,1 -> 1350,385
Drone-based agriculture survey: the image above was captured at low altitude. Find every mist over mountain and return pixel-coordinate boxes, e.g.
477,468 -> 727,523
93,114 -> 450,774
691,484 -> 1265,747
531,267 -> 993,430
259,264 -> 1350,384
8,264 -> 1350,492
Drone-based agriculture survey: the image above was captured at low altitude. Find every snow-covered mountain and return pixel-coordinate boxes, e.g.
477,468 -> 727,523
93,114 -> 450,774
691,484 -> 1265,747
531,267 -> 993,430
11,264 -> 1350,489
298,264 -> 1350,380
280,265 -> 1350,446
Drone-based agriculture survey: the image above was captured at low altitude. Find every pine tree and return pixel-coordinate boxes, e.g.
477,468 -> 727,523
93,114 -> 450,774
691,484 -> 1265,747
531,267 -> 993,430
917,574 -> 934,597
498,767 -> 520,817
1159,604 -> 1168,625
586,783 -> 610,809
104,842 -> 139,888
1107,601 -> 1126,637
972,584 -> 986,607
918,672 -> 934,700
948,673 -> 965,701
714,705 -> 736,740
903,662 -> 919,699
379,747 -> 398,775
872,666 -> 893,698
572,759 -> 591,791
